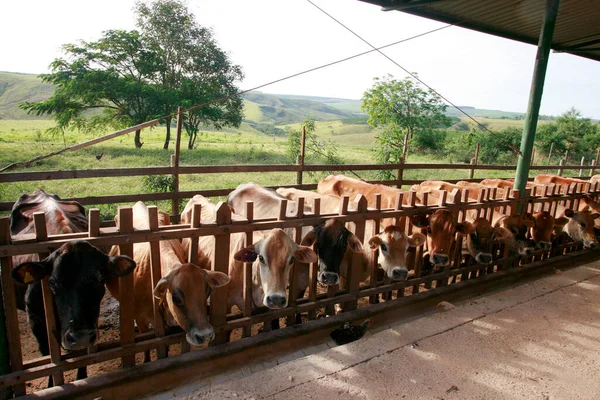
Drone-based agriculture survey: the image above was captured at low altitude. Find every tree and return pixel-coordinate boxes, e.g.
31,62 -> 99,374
361,75 -> 451,178
135,0 -> 243,149
20,30 -> 164,148
287,117 -> 342,168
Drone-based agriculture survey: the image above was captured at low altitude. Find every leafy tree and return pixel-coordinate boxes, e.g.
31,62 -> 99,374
287,117 -> 342,168
135,0 -> 243,149
20,30 -> 163,147
361,75 -> 451,179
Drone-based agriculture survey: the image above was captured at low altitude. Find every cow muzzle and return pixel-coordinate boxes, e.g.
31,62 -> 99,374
584,240 -> 599,249
475,253 -> 493,265
318,271 -> 340,286
432,253 -> 449,267
537,241 -> 552,250
186,327 -> 215,346
390,267 -> 409,281
264,292 -> 288,309
62,328 -> 97,351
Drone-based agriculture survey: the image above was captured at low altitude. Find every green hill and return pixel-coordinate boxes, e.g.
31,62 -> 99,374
0,71 -> 54,119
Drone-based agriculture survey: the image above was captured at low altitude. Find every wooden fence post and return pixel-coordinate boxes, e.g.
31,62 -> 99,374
590,159 -> 598,178
579,156 -> 586,177
171,106 -> 183,217
211,202 -> 232,345
396,157 -> 405,188
469,143 -> 480,179
117,207 -> 136,368
242,202 -> 254,337
557,159 -> 565,176
547,142 -> 554,165
147,206 -> 168,359
0,217 -> 24,398
296,126 -> 306,185
530,147 -> 536,167
344,195 -> 367,312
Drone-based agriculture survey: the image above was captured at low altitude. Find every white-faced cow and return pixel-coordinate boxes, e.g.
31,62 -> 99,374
181,195 -> 316,313
108,201 -> 230,359
10,190 -> 136,385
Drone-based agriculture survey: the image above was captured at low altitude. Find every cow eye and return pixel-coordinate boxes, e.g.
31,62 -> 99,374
289,256 -> 295,265
511,227 -> 518,234
49,278 -> 61,291
380,243 -> 388,252
581,222 -> 587,229
171,293 -> 184,307
427,227 -> 432,234
259,255 -> 265,264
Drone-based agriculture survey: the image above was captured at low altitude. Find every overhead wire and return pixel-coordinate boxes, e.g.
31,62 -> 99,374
305,0 -> 523,156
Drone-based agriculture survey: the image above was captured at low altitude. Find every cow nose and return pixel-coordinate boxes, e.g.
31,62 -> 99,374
477,253 -> 493,264
539,241 -> 552,250
64,329 -> 97,350
432,253 -> 449,266
187,328 -> 214,345
586,241 -> 598,249
318,271 -> 340,286
391,268 -> 408,281
265,294 -> 287,309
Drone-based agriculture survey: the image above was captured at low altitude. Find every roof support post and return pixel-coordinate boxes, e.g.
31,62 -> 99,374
514,0 -> 560,199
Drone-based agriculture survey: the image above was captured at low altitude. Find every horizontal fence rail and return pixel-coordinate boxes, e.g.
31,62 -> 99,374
0,178 -> 599,397
0,161 -> 597,212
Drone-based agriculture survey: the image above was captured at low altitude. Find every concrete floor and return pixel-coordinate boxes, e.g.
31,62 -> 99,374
152,261 -> 600,400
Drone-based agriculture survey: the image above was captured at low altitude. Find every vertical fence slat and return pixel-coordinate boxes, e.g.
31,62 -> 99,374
296,126 -> 306,185
147,206 -> 167,359
171,106 -> 183,217
117,207 -> 136,368
211,203 -> 231,345
369,195 -> 382,304
0,217 -> 25,397
243,202 -> 254,338
287,197 -> 304,326
33,212 -> 64,386
344,195 -> 367,312
308,198 -> 320,320
87,209 -> 101,365
449,189 -> 463,286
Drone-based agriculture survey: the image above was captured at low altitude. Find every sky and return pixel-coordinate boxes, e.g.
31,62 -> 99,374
2,0 -> 600,119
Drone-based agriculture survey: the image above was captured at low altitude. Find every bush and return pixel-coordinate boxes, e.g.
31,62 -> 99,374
142,175 -> 175,193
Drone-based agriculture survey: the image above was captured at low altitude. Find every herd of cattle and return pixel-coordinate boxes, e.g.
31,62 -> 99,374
5,173 -> 600,385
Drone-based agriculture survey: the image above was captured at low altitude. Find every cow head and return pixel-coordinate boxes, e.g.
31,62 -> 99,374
153,263 -> 229,346
235,229 -> 317,309
411,210 -> 457,267
562,208 -> 600,249
457,218 -> 513,264
11,241 -> 136,351
495,214 -> 537,255
368,225 -> 425,281
300,219 -> 363,286
529,211 -> 569,250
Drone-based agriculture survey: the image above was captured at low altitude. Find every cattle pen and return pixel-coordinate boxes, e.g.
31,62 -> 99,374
0,160 -> 600,398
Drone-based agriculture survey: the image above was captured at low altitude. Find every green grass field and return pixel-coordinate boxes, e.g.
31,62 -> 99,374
0,116 -> 564,219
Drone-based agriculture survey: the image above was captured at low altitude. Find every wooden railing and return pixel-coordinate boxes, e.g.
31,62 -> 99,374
0,179 -> 599,397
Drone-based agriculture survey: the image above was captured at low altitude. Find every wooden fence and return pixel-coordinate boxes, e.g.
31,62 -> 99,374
0,177 -> 599,398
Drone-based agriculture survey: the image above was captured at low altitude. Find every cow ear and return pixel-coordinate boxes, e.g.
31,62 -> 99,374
153,277 -> 170,299
523,213 -> 536,228
300,229 -> 317,247
293,246 -> 318,264
564,209 -> 575,218
11,261 -> 52,285
204,270 -> 230,288
456,221 -> 475,235
234,245 -> 258,263
593,213 -> 600,220
368,236 -> 382,250
410,214 -> 430,228
108,255 -> 136,277
347,234 -> 363,253
407,232 -> 426,248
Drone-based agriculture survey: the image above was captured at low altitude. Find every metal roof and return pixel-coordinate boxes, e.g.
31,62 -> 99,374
360,0 -> 600,62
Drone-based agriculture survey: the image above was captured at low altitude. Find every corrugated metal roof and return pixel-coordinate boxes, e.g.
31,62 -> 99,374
360,0 -> 600,62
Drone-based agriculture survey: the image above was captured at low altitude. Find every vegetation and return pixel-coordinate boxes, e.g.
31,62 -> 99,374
361,75 -> 451,179
19,0 -> 243,149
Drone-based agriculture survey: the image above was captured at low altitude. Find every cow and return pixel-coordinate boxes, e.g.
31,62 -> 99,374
9,189 -> 136,385
181,195 -> 317,313
107,201 -> 230,360
276,187 -> 354,215
558,207 -> 600,249
228,183 -> 360,288
534,174 -> 590,189
317,174 -> 406,209
479,178 -> 545,191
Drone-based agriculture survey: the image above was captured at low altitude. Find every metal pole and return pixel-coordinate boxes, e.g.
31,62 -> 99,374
514,0 -> 560,197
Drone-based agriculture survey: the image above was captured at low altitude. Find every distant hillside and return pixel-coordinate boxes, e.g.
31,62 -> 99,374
0,72 -> 54,119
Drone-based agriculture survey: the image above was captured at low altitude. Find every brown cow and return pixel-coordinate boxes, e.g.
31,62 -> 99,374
479,178 -> 545,191
108,201 -> 230,355
276,187 -> 354,214
182,195 -> 317,311
317,174 -> 406,209
10,189 -> 136,385
560,207 -> 600,249
534,174 -> 590,189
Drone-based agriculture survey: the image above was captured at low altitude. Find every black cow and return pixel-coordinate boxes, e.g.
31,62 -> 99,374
9,190 -> 136,386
